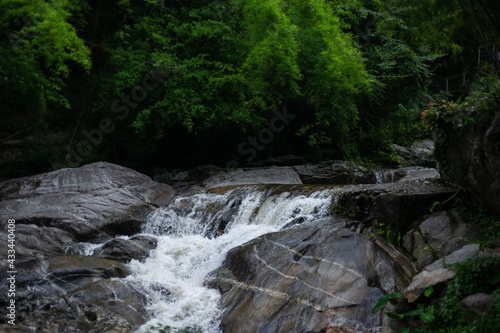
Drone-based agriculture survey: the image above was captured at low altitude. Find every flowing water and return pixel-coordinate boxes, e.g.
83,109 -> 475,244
124,185 -> 341,333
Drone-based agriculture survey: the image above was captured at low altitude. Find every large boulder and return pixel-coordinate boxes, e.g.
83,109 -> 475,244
0,162 -> 176,240
403,244 -> 480,303
392,139 -> 436,168
209,218 -> 416,333
333,177 -> 456,233
435,111 -> 500,214
202,166 -> 302,188
293,161 -> 375,185
0,162 -> 176,331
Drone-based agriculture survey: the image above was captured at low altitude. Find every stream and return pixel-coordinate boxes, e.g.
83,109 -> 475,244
123,185 -> 339,332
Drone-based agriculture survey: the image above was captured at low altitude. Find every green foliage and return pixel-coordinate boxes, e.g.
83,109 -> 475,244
421,100 -> 459,130
425,255 -> 500,332
371,292 -> 405,313
377,223 -> 402,246
0,0 -> 91,111
453,191 -> 500,249
372,287 -> 435,330
1,0 -> 499,176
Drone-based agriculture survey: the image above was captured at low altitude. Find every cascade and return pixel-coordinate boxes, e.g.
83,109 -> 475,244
125,185 -> 340,333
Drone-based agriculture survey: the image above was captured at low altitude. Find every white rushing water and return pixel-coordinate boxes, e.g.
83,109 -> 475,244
127,185 -> 337,333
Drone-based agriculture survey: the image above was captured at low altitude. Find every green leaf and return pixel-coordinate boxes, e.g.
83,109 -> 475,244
402,309 -> 421,316
386,312 -> 405,320
371,292 -> 405,313
420,311 -> 435,323
424,286 -> 434,297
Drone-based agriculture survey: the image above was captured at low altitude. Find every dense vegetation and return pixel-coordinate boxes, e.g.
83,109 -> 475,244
0,0 -> 499,178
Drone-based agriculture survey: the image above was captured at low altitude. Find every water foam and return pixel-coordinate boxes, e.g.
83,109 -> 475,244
130,186 -> 335,333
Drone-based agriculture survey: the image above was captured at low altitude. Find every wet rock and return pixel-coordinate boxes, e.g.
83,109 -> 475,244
6,296 -> 136,333
293,161 -> 375,185
404,244 -> 480,302
373,166 -> 440,184
67,280 -> 149,328
4,280 -> 149,332
2,224 -> 75,257
202,167 -> 302,188
335,179 -> 455,233
209,218 -> 416,333
0,162 -> 176,241
95,235 -> 158,263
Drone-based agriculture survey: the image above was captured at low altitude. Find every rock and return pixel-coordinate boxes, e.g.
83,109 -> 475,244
202,166 -> 302,188
402,230 -> 435,269
404,244 -> 480,302
209,218 -> 416,333
331,175 -> 455,233
293,160 -> 375,184
462,293 -> 497,319
94,235 -> 158,263
435,111 -> 500,214
42,255 -> 129,290
374,180 -> 456,232
393,139 -> 436,168
419,210 -> 476,259
7,296 -> 137,333
2,224 -> 75,257
0,162 -> 176,241
67,280 -> 149,328
373,167 -> 440,184
0,162 -> 176,331
2,280 -> 150,332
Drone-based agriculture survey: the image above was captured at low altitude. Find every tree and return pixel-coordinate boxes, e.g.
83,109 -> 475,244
0,0 -> 91,116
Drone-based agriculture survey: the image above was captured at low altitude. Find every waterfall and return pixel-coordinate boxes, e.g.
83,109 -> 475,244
126,185 -> 339,333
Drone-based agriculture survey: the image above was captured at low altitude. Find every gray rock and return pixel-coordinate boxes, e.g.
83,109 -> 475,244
293,160 -> 375,185
402,230 -> 435,269
374,181 -> 456,232
209,218 -> 416,333
0,162 -> 176,240
0,162 -> 175,331
373,166 -> 439,184
94,235 -> 158,263
462,293 -> 497,318
67,280 -> 149,328
202,166 -> 302,188
393,139 -> 436,168
404,244 -> 480,302
419,210 -> 476,258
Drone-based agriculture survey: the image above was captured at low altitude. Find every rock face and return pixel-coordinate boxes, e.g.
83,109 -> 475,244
203,166 -> 303,188
210,218 -> 416,333
393,139 -> 436,168
435,111 -> 500,214
0,162 -> 175,332
0,162 -> 176,241
293,161 -> 375,185
403,244 -> 480,303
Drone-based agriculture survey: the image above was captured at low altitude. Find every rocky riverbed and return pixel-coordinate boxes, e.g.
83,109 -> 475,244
0,152 -> 492,332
